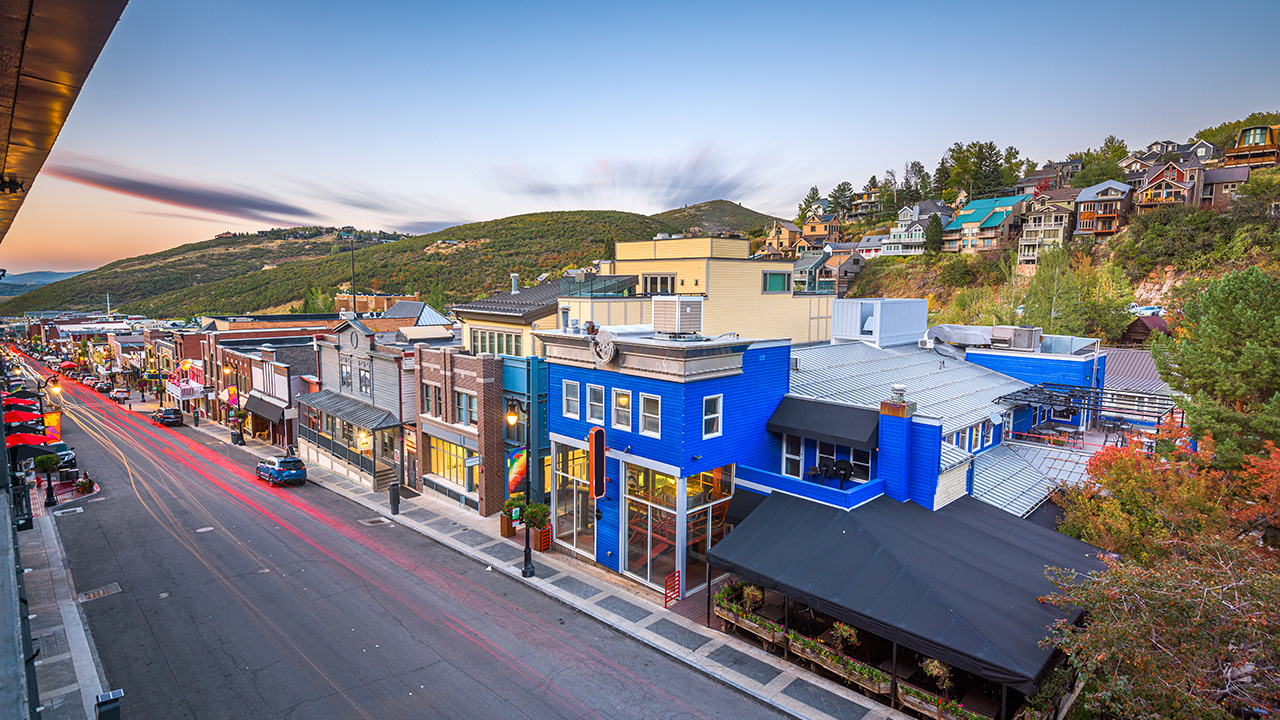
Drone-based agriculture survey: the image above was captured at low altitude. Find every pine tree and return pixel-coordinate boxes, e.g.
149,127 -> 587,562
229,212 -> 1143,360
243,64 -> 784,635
796,185 -> 823,223
923,214 -> 944,254
1022,247 -> 1084,335
1151,267 -> 1280,467
827,181 -> 854,219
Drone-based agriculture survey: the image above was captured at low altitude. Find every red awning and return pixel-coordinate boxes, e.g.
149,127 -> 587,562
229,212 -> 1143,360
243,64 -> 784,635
6,433 -> 54,447
4,410 -> 43,423
1,398 -> 38,406
59,361 -> 78,370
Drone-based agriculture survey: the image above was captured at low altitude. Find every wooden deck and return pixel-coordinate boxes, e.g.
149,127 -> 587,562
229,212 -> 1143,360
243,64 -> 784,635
666,575 -> 733,627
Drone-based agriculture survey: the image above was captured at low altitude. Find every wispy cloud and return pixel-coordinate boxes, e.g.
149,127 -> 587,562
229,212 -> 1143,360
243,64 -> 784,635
286,179 -> 473,236
45,158 -> 322,224
496,148 -> 774,212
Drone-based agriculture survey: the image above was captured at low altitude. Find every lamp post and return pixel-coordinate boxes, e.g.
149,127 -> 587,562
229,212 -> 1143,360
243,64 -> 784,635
223,366 -> 241,442
507,402 -> 535,578
36,376 -> 61,507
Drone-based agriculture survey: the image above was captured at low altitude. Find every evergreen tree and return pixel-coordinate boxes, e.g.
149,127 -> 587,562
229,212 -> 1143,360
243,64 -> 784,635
1151,267 -> 1280,467
427,283 -> 447,312
827,181 -> 854,219
864,175 -> 879,192
923,214 -> 944,254
1021,247 -> 1084,335
796,185 -> 822,222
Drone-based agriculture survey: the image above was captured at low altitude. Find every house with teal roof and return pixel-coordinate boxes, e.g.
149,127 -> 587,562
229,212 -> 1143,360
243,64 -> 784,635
941,194 -> 1033,254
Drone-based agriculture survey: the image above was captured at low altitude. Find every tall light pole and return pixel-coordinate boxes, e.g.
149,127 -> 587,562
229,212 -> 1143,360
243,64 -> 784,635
35,376 -> 61,507
507,401 -> 535,578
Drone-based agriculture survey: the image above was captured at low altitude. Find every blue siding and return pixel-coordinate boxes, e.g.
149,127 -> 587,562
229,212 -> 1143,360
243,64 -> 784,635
737,465 -> 885,509
1013,405 -> 1033,433
966,349 -> 1101,388
907,420 -> 942,508
877,413 -> 910,502
595,457 -> 621,571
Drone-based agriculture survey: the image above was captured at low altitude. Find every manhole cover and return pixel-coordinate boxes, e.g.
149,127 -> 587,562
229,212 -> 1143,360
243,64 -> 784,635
79,582 -> 122,603
358,517 -> 392,527
52,507 -> 83,516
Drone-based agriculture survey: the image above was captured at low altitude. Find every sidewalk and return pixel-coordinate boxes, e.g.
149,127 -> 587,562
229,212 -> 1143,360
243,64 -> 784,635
185,418 -> 910,720
18,496 -> 107,720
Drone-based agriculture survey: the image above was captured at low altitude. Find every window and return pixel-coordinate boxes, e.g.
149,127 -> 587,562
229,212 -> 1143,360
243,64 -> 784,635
640,394 -> 661,437
563,380 -> 579,419
761,271 -> 791,293
421,383 -> 440,416
1052,405 -> 1075,422
339,356 -> 352,388
586,384 -> 605,424
428,436 -> 476,491
357,360 -> 372,395
782,435 -> 802,478
612,389 -> 631,431
453,390 -> 471,425
642,274 -> 676,294
1241,127 -> 1268,147
969,425 -> 980,450
702,394 -> 722,439
983,420 -> 994,447
470,329 -> 522,357
467,394 -> 477,426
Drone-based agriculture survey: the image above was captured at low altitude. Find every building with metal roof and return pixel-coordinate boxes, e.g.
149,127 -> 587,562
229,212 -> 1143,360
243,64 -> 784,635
941,195 -> 1033,254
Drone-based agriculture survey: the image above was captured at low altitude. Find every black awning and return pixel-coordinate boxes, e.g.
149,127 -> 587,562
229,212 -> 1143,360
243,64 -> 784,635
706,492 -> 1106,694
766,396 -> 878,450
296,390 -> 399,430
725,488 -> 767,526
244,394 -> 285,424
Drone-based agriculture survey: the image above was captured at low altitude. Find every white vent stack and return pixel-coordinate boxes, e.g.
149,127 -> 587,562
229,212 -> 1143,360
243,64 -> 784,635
651,296 -> 703,335
510,273 -> 519,294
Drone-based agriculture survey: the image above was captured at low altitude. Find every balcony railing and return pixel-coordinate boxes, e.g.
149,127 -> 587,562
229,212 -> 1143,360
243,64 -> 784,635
1139,194 -> 1185,204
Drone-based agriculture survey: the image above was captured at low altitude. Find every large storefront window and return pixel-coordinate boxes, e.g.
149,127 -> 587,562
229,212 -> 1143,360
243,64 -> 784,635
429,436 -> 475,491
622,462 -> 733,593
553,445 -> 593,557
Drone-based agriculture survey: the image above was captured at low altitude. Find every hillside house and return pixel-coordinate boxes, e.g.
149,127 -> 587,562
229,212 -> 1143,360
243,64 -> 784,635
1224,124 -> 1280,168
941,194 -> 1033,253
884,200 -> 952,256
1017,196 -> 1075,265
1074,180 -> 1133,241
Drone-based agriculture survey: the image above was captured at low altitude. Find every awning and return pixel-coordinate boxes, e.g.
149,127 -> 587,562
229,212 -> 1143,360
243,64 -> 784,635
725,487 -> 767,526
706,492 -> 1106,694
5,410 -> 43,424
8,444 -> 56,463
766,396 -> 878,450
244,393 -> 286,424
59,361 -> 78,370
296,389 -> 399,430
6,433 -> 54,447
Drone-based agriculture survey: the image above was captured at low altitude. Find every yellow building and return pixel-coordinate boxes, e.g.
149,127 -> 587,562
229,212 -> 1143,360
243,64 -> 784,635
572,235 -> 832,344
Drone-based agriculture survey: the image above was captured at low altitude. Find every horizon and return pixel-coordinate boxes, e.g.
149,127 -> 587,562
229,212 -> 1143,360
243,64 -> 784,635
2,0 -> 1278,274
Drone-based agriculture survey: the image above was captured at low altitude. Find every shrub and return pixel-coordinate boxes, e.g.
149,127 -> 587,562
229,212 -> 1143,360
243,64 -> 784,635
939,257 -> 974,287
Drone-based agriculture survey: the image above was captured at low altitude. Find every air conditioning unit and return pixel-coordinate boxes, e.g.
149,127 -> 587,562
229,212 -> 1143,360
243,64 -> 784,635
918,338 -> 934,350
652,296 -> 702,335
1010,325 -> 1042,352
991,325 -> 1015,349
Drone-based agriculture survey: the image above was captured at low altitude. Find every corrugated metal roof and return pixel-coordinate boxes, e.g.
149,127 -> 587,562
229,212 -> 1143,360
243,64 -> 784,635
978,210 -> 1010,228
1103,347 -> 1170,394
972,443 -> 1091,517
450,280 -> 561,320
940,442 -> 974,472
296,390 -> 399,430
790,343 -> 1029,434
1076,180 -> 1132,202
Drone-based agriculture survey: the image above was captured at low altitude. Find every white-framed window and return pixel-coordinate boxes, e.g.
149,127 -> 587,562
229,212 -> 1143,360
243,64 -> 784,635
563,380 -> 579,419
983,420 -> 994,446
612,389 -> 631,431
357,359 -> 372,395
818,441 -> 836,468
339,356 -> 352,388
969,425 -> 980,450
642,274 -> 676,294
702,394 -> 722,439
761,271 -> 791,293
586,384 -> 605,424
639,394 -> 661,438
782,435 -> 802,478
1052,405 -> 1075,422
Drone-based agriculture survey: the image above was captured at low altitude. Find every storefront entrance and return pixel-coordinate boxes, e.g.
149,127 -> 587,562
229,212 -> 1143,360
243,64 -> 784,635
552,446 -> 594,558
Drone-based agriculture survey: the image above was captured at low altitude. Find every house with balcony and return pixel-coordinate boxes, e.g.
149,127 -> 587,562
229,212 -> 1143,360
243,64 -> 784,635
851,189 -> 881,220
575,234 -> 835,344
1074,180 -> 1133,241
1200,166 -> 1251,208
883,200 -> 952,256
941,194 -> 1032,253
1133,158 -> 1205,214
296,319 -> 417,490
765,220 -> 802,256
1224,124 -> 1280,168
1016,196 -> 1075,265
1012,158 -> 1083,195
801,212 -> 843,245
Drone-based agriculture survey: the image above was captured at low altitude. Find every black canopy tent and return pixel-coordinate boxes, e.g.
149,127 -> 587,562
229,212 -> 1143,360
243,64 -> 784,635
706,492 -> 1106,695
766,395 -> 879,450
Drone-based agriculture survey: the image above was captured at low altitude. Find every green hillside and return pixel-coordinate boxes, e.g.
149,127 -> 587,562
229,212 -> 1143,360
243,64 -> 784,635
0,227 -> 376,315
122,210 -> 676,317
651,199 -> 780,235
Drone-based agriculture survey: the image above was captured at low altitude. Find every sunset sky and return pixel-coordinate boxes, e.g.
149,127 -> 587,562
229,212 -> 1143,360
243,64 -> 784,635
3,0 -> 1279,273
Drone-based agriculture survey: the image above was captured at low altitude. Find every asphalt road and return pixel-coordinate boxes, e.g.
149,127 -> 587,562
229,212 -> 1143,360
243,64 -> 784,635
26,359 -> 785,719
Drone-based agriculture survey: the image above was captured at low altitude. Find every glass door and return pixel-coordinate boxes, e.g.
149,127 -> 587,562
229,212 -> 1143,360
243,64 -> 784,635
552,445 -> 594,558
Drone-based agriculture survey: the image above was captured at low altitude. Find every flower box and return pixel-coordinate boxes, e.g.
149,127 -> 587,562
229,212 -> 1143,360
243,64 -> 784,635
714,604 -> 785,649
897,684 -> 989,720
787,634 -> 890,695
499,514 -> 516,538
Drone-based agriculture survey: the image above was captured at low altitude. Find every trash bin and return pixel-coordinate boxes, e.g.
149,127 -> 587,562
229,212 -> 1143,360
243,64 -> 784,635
230,431 -> 243,445
389,482 -> 401,515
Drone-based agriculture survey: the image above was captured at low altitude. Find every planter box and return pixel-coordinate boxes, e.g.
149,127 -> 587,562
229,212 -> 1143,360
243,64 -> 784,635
532,526 -> 552,552
788,637 -> 891,695
898,685 -> 944,718
499,515 -> 515,538
714,605 -> 785,649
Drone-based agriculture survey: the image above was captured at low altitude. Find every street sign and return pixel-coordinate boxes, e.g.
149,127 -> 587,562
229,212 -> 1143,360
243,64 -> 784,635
464,455 -> 482,468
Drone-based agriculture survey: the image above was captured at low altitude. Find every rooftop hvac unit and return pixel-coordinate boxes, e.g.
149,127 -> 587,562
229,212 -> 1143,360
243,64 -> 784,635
918,338 -> 934,350
651,296 -> 703,335
1010,325 -> 1042,352
991,325 -> 1016,349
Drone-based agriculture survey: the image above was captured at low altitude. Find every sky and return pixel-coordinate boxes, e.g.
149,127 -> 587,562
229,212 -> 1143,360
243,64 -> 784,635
3,0 -> 1279,274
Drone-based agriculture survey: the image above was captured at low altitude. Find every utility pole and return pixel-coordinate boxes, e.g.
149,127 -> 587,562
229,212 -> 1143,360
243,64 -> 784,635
350,232 -> 356,297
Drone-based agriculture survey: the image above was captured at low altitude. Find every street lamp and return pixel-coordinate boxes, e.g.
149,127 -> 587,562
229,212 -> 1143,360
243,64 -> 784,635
507,401 -> 535,578
35,376 -> 60,507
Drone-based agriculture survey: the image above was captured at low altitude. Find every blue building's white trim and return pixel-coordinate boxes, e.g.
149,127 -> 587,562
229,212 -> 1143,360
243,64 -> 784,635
736,478 -> 884,512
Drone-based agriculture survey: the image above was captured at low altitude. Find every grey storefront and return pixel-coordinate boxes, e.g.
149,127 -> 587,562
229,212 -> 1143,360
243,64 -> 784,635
297,389 -> 400,490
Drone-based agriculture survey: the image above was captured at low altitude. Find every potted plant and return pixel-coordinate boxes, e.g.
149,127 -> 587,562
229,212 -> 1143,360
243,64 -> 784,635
830,621 -> 858,655
74,476 -> 94,494
33,454 -> 60,489
500,493 -> 525,538
521,502 -> 551,551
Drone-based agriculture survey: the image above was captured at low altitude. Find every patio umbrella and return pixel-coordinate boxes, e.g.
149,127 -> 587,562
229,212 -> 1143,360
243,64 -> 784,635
59,361 -> 78,370
8,443 -> 56,464
2,398 -> 38,407
4,410 -> 43,424
6,423 -> 46,436
7,390 -> 40,400
6,433 -> 54,447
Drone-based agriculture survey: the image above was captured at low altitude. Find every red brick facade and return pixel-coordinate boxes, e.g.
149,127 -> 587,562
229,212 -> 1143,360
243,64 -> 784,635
415,347 -> 507,516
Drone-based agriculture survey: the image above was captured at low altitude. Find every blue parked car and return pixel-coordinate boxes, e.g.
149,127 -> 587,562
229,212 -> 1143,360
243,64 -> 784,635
255,456 -> 307,486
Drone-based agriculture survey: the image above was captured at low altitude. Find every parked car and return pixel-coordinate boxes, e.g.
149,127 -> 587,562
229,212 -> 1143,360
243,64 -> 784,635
93,381 -> 111,393
46,441 -> 76,468
109,388 -> 130,402
255,456 -> 307,486
150,408 -> 183,427
1136,305 -> 1166,317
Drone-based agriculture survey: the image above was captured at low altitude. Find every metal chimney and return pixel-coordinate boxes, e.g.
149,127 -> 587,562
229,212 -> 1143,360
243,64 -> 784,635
510,273 -> 519,294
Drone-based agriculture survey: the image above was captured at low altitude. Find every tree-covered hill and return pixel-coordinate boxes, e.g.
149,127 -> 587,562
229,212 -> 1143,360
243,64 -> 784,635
121,210 -> 676,317
0,227 -> 370,315
650,200 -> 780,235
